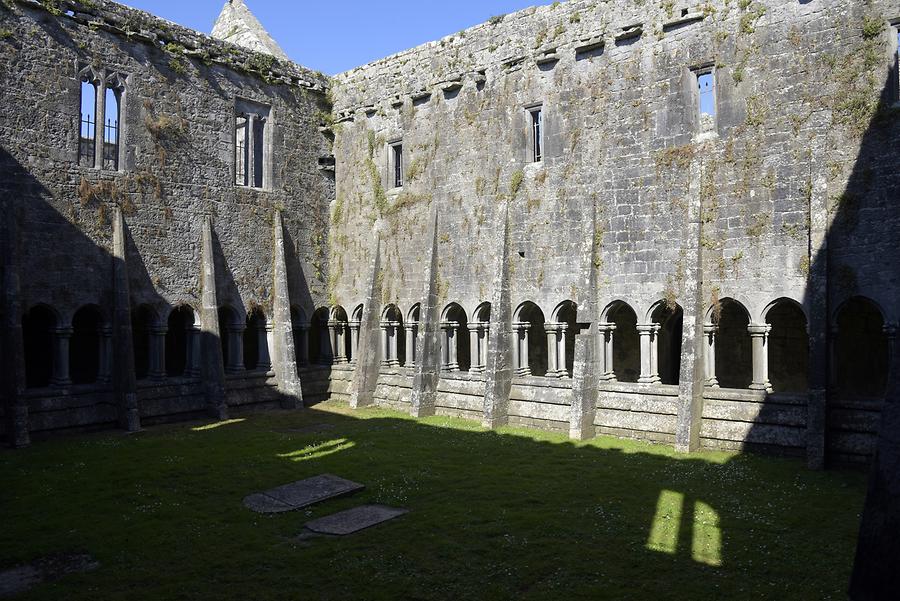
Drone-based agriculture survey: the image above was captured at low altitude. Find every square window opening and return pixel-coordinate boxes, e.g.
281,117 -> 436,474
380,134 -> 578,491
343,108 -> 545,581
528,106 -> 543,163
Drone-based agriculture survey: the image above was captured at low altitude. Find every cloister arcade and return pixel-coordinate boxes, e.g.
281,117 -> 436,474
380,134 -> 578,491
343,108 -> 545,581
15,295 -> 895,401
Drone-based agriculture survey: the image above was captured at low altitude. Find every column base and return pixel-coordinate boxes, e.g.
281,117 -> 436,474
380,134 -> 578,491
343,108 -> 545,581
749,382 -> 773,393
470,366 -> 485,374
515,368 -> 531,377
638,376 -> 656,384
704,379 -> 719,388
51,379 -> 72,388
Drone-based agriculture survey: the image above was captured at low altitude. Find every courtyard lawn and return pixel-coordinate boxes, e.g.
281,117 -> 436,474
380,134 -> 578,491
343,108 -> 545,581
0,401 -> 867,600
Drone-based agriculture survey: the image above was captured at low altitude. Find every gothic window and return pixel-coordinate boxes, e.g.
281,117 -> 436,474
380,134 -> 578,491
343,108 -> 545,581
103,85 -> 121,170
234,98 -> 270,189
79,75 -> 98,167
78,67 -> 126,170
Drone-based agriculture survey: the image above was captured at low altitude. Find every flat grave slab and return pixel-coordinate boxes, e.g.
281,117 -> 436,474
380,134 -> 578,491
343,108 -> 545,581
243,474 -> 364,514
304,505 -> 408,536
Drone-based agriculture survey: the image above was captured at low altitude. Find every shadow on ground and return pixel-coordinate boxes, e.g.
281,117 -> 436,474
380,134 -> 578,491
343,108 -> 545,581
0,401 -> 867,601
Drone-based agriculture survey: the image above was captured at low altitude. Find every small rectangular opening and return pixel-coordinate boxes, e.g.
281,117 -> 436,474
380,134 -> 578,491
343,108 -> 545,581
692,67 -> 716,135
528,106 -> 543,163
390,142 -> 403,188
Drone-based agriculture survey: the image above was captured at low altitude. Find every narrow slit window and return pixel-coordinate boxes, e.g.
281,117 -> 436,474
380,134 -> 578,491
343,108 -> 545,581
694,69 -> 716,135
235,114 -> 248,186
79,79 -> 97,167
103,87 -> 120,170
698,72 -> 715,118
391,142 -> 403,188
529,107 -> 543,162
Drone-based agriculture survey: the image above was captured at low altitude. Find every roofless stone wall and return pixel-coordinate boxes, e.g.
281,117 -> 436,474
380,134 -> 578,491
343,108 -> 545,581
0,0 -> 897,469
0,0 -> 333,437
331,0 -> 900,466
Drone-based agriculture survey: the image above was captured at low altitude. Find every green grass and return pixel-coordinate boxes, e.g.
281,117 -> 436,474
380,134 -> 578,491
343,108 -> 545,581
0,401 -> 866,600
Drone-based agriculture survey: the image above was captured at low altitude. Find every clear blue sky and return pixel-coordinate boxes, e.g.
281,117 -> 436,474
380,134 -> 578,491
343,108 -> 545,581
120,0 -> 553,75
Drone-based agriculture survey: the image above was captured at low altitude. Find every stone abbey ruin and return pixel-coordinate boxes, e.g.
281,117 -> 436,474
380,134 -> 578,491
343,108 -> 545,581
0,0 -> 898,477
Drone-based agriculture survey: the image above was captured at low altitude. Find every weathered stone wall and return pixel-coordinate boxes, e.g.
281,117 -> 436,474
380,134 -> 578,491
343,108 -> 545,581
0,0 -> 332,437
1,0 -> 897,467
330,0 -> 900,464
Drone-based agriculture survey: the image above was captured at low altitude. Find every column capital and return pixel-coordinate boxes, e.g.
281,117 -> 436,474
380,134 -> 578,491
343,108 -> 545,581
883,323 -> 898,338
598,322 -> 617,333
440,321 -> 459,331
544,323 -> 562,334
294,321 -> 311,331
53,327 -> 74,337
703,323 -> 718,335
99,325 -> 113,337
350,320 -> 362,329
512,321 -> 530,332
747,323 -> 771,337
150,325 -> 168,335
404,323 -> 417,331
227,323 -> 246,334
265,323 -> 275,333
636,324 -> 655,335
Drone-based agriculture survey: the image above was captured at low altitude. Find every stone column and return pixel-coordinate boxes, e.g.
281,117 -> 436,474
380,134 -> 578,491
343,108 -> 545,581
545,324 -> 560,377
246,113 -> 257,184
650,324 -> 661,383
637,324 -> 655,383
320,321 -> 334,364
333,321 -> 348,364
225,323 -> 245,373
51,327 -> 72,387
256,323 -> 273,371
599,323 -> 617,382
514,322 -> 530,376
404,324 -> 416,367
703,324 -> 719,388
388,322 -> 400,366
98,325 -> 113,384
557,324 -> 569,377
748,324 -> 772,392
149,325 -> 167,380
295,323 -> 309,367
511,322 -> 522,375
350,321 -> 361,365
479,324 -> 490,372
447,323 -> 459,371
468,323 -> 481,373
187,325 -> 202,377
380,321 -> 392,368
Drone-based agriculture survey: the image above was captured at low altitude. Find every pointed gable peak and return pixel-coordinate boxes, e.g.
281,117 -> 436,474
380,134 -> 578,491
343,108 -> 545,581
211,0 -> 289,61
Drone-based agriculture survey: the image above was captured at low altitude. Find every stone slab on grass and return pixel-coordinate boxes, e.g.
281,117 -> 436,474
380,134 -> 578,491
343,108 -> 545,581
243,474 -> 364,514
0,553 -> 98,597
304,505 -> 408,535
